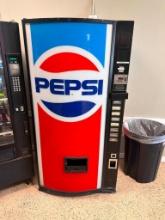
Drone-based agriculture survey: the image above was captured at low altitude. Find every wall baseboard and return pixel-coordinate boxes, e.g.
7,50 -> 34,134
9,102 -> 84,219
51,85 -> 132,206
122,116 -> 165,163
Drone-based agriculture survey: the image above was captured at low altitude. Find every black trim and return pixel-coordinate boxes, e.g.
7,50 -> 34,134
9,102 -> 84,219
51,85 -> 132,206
39,186 -> 115,197
110,92 -> 128,99
22,17 -> 118,24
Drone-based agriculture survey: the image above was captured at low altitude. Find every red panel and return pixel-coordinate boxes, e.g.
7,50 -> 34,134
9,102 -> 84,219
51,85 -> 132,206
40,52 -> 99,73
38,104 -> 102,192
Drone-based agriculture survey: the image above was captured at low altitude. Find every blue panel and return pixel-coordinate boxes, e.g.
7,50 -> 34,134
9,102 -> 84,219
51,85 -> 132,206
30,22 -> 107,66
42,100 -> 95,117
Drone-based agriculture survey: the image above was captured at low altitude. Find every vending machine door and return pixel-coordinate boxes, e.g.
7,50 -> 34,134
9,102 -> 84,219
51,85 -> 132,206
23,18 -> 113,194
0,49 -> 15,162
0,21 -> 34,190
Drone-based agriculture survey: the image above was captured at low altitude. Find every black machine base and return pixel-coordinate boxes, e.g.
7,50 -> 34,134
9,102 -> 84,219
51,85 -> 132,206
39,186 -> 116,197
0,154 -> 33,190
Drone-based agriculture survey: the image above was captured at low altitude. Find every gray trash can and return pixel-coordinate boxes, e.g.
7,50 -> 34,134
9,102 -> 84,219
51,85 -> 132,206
123,119 -> 165,183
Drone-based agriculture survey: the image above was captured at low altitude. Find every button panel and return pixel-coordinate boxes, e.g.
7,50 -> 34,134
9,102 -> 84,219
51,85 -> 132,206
12,76 -> 21,92
109,100 -> 123,142
7,54 -> 25,113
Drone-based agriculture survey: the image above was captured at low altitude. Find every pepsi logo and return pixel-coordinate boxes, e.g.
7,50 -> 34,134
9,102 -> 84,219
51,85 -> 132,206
33,46 -> 106,122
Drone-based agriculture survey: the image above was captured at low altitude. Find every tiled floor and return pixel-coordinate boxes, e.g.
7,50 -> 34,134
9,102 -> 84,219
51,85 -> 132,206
0,163 -> 165,220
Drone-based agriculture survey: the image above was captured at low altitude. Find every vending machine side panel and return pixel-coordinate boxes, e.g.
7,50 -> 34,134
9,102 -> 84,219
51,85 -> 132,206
0,21 -> 33,190
102,21 -> 134,192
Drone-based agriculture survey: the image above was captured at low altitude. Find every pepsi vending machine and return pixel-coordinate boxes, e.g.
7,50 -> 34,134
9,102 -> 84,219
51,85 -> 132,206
0,21 -> 33,189
23,18 -> 134,195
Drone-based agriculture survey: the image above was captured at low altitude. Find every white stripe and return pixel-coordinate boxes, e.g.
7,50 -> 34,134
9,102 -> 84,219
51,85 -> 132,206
116,61 -> 129,64
97,24 -> 113,188
25,24 -> 44,186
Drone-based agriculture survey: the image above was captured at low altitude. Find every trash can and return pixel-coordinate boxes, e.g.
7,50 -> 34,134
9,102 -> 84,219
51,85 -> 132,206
123,119 -> 165,183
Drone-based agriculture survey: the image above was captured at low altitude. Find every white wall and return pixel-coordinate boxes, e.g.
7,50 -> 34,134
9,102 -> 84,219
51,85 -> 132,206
96,0 -> 165,119
0,0 -> 90,20
0,0 -> 91,55
1,0 -> 165,119
0,0 -> 165,157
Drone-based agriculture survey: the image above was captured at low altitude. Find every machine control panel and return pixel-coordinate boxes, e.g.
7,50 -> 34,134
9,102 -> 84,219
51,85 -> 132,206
12,76 -> 21,92
109,100 -> 122,143
8,55 -> 21,93
7,54 -> 24,112
112,22 -> 133,92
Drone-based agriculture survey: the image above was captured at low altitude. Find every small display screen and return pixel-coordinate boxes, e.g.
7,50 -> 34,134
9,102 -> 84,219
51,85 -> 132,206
8,56 -> 20,76
9,63 -> 20,76
9,57 -> 18,63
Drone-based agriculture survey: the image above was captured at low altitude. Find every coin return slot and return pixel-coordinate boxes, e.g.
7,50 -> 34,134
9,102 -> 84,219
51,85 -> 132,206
108,159 -> 118,169
111,117 -> 120,122
112,106 -> 121,111
64,158 -> 88,173
111,111 -> 120,116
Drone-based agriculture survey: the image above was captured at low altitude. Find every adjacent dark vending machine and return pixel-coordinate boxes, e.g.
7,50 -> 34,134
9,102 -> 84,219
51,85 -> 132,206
0,21 -> 33,189
23,18 -> 134,195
